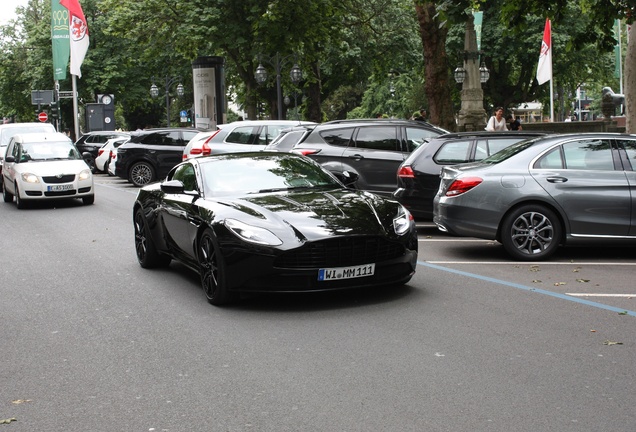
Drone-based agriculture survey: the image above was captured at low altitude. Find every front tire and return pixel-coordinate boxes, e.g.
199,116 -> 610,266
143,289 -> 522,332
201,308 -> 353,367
82,195 -> 95,205
134,208 -> 171,268
198,228 -> 234,306
129,161 -> 155,187
500,204 -> 561,261
15,184 -> 26,209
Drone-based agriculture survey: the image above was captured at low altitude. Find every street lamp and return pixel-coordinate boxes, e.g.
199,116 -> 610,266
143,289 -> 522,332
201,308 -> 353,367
150,76 -> 184,127
254,53 -> 302,119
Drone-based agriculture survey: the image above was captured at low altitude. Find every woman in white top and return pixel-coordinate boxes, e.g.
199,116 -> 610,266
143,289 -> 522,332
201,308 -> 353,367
485,107 -> 508,131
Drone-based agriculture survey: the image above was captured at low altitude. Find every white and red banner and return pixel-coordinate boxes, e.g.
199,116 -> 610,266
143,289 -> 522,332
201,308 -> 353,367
536,18 -> 552,85
60,0 -> 89,78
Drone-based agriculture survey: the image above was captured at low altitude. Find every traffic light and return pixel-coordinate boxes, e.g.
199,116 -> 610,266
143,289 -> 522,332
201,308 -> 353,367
50,102 -> 59,120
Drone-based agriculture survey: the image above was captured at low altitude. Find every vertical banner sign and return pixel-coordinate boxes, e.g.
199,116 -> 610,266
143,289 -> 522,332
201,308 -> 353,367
51,0 -> 69,81
472,11 -> 483,53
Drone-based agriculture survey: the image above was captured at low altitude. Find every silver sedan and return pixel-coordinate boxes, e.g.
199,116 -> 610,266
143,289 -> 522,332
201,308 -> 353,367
433,133 -> 636,260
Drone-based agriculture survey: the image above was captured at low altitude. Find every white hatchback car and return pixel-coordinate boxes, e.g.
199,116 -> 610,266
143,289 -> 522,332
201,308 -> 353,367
2,132 -> 94,208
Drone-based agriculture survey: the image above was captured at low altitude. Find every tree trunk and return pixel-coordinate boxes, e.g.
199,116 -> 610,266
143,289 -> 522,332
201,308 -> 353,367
414,1 -> 456,131
625,22 -> 635,134
307,60 -> 322,123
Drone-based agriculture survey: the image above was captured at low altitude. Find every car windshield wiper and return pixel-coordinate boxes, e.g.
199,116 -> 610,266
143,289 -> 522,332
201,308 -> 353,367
255,185 -> 329,194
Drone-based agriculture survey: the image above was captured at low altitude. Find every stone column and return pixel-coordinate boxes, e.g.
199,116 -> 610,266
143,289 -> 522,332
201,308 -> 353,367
457,16 -> 487,131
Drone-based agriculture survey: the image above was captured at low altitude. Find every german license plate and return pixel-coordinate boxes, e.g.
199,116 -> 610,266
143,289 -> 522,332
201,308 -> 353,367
47,184 -> 73,192
318,263 -> 375,281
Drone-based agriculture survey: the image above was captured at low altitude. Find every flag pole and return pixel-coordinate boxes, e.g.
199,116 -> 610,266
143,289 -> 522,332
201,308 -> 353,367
72,74 -> 80,140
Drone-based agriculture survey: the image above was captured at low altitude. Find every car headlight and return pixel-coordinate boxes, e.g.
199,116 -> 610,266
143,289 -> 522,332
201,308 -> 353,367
21,172 -> 40,183
225,218 -> 283,246
78,169 -> 92,181
393,205 -> 413,236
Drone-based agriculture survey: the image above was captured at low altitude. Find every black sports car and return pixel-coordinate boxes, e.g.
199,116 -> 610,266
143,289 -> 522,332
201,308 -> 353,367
133,152 -> 418,305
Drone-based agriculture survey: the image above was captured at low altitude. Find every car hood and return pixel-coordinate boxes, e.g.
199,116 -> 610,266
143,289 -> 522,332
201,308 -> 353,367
13,159 -> 91,175
215,188 -> 402,242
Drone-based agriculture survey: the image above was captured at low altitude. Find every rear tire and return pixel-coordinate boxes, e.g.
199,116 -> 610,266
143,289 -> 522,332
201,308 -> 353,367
3,179 -> 13,203
134,208 -> 171,268
129,162 -> 155,187
500,204 -> 561,261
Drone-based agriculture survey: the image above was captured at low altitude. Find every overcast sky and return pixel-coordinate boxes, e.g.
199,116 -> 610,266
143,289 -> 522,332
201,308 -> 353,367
2,0 -> 30,25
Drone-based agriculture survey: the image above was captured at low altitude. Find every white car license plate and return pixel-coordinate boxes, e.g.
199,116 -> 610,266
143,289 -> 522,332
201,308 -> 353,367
47,184 -> 73,192
318,263 -> 375,281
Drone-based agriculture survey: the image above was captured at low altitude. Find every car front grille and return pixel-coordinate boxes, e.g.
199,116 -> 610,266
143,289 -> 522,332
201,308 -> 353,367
274,236 -> 405,269
42,174 -> 75,183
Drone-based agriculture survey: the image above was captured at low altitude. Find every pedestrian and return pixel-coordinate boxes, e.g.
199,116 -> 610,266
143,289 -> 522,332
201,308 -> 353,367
419,108 -> 427,121
410,111 -> 424,121
506,114 -> 522,130
485,107 -> 508,131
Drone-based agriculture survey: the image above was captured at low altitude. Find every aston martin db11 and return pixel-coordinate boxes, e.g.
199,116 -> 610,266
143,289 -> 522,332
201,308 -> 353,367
133,152 -> 418,305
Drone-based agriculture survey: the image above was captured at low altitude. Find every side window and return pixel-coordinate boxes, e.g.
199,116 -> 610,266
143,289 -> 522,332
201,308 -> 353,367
534,147 -> 563,169
616,139 -> 636,170
182,131 -> 199,144
434,140 -> 472,164
354,127 -> 398,151
256,125 -> 287,145
167,132 -> 182,146
141,132 -> 168,145
405,127 -> 438,152
476,138 -> 525,160
563,139 -> 614,170
171,163 -> 197,191
319,128 -> 353,146
226,126 -> 257,144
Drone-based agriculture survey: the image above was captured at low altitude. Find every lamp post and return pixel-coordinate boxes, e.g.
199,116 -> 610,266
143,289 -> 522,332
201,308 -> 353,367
255,53 -> 302,119
150,76 -> 184,127
454,15 -> 489,131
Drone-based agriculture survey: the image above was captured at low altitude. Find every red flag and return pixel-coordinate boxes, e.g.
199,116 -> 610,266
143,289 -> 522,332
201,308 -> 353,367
59,0 -> 89,78
536,18 -> 552,85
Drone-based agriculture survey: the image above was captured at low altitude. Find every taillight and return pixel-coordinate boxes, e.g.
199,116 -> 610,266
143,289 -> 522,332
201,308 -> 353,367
445,177 -> 483,197
293,149 -> 320,156
110,150 -> 116,160
98,149 -> 105,156
397,166 -> 415,178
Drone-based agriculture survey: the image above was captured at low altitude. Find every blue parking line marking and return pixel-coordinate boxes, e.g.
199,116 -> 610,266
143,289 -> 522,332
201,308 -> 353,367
418,261 -> 636,317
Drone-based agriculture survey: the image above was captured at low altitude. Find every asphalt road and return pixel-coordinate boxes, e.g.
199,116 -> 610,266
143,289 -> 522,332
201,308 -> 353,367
1,175 -> 634,432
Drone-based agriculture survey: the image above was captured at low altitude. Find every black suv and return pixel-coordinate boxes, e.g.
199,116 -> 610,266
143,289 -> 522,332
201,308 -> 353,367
292,119 -> 448,196
115,128 -> 199,186
74,131 -> 130,172
393,131 -> 548,220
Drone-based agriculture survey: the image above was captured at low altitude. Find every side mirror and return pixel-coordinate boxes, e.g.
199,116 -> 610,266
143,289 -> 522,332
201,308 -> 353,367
341,170 -> 359,188
160,179 -> 185,194
4,155 -> 15,163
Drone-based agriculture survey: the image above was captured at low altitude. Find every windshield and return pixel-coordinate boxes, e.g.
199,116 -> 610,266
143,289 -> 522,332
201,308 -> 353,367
479,137 -> 541,165
200,154 -> 341,196
20,141 -> 81,161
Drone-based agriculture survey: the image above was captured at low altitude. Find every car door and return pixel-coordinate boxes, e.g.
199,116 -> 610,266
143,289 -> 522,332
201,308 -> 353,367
2,139 -> 18,192
531,138 -> 631,236
342,126 -> 401,195
614,138 -> 636,235
160,163 -> 199,259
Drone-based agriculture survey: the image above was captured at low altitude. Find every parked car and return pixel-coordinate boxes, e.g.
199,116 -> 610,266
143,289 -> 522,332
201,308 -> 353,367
433,133 -> 636,260
292,119 -> 448,196
95,136 -> 129,174
2,132 -> 94,208
393,131 -> 548,220
0,122 -> 56,191
74,131 -> 130,172
115,128 -> 199,186
182,120 -> 316,160
264,125 -> 315,152
133,152 -> 418,305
